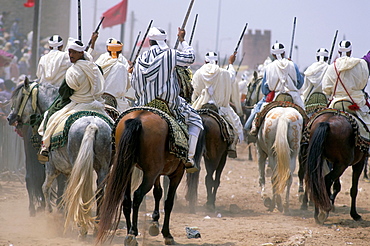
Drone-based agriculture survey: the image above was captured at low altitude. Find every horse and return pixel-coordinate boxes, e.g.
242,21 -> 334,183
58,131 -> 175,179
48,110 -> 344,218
186,108 -> 229,213
304,109 -> 367,224
255,102 -> 304,213
96,108 -> 188,245
7,78 -> 113,237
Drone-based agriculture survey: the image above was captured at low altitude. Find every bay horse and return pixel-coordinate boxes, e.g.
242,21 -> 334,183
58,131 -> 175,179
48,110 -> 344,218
96,108 -> 187,245
8,78 -> 113,237
255,102 -> 304,213
305,109 -> 367,224
186,108 -> 229,213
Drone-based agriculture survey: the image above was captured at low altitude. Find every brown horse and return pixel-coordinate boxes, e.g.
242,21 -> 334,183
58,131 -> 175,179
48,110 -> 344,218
96,109 -> 186,245
305,110 -> 367,224
186,109 -> 229,213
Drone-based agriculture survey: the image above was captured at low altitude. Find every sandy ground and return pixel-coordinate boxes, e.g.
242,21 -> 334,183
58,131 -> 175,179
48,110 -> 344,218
1,142 -> 370,246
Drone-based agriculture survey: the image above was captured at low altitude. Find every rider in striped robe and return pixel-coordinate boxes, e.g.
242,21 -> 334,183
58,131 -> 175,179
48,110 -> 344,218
131,27 -> 203,173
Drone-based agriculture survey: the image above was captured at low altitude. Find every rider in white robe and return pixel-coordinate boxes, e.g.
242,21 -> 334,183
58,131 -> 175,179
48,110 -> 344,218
95,38 -> 131,112
322,40 -> 370,128
302,48 -> 329,102
38,39 -> 107,157
36,35 -> 71,87
191,52 -> 243,158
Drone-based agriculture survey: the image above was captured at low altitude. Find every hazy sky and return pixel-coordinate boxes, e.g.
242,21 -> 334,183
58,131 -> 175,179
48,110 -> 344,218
70,0 -> 370,71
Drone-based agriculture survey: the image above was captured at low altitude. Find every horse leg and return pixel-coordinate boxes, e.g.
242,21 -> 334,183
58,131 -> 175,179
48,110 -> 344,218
55,174 -> 66,211
149,177 -> 162,237
162,169 -> 183,245
95,168 -> 109,222
186,171 -> 200,214
122,176 -> 132,234
283,174 -> 293,214
204,164 -> 216,211
298,143 -> 308,210
258,150 -> 271,209
210,153 -> 227,211
329,179 -> 341,213
42,163 -> 60,213
349,161 -> 365,221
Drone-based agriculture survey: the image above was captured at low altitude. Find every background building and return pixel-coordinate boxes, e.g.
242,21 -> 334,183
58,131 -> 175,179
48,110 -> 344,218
242,29 -> 271,71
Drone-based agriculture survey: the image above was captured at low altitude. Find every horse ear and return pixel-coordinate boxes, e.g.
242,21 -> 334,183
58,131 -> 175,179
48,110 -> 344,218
253,71 -> 258,79
24,76 -> 29,88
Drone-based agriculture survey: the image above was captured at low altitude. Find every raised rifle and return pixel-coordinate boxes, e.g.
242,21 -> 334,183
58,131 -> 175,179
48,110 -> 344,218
234,23 -> 248,54
328,30 -> 338,64
289,17 -> 297,59
236,52 -> 246,77
131,20 -> 153,67
85,17 -> 105,51
129,31 -> 141,62
189,14 -> 198,46
77,0 -> 82,41
174,0 -> 195,49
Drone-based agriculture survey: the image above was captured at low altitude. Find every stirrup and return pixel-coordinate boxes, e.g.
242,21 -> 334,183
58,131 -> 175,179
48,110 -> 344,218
227,150 -> 237,158
37,150 -> 49,164
184,159 -> 199,173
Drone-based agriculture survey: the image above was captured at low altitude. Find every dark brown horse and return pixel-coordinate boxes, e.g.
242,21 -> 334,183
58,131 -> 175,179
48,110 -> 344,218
96,109 -> 186,245
305,110 -> 367,224
186,109 -> 229,213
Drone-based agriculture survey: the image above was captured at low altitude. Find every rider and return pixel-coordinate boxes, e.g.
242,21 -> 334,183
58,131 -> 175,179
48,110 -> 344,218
322,40 -> 370,128
191,51 -> 243,158
95,37 -> 131,112
36,35 -> 71,87
301,48 -> 329,103
130,26 -> 203,173
244,42 -> 304,136
38,38 -> 107,162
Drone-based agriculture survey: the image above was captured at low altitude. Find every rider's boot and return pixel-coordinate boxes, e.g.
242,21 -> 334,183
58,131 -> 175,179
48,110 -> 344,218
185,134 -> 199,173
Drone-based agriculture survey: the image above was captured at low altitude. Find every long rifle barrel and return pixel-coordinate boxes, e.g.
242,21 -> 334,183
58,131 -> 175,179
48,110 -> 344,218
174,0 -> 195,49
132,20 -> 153,66
328,30 -> 338,64
85,17 -> 105,51
236,52 -> 246,76
234,23 -> 248,54
189,14 -> 198,46
77,0 -> 82,41
129,31 -> 141,61
289,17 -> 297,59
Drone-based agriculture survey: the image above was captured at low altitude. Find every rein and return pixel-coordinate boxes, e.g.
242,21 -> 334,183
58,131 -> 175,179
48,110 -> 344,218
17,82 -> 38,119
332,61 -> 358,108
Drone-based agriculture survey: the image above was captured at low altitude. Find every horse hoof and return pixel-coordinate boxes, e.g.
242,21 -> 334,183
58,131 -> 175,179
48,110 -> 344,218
300,204 -> 308,211
204,202 -> 215,212
317,211 -> 328,224
164,237 -> 175,245
298,193 -> 304,203
352,214 -> 362,221
149,221 -> 160,236
263,197 -> 272,209
125,234 -> 138,246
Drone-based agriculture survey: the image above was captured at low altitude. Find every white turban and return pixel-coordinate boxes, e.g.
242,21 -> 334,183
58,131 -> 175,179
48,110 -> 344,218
148,27 -> 168,50
316,48 -> 328,62
338,40 -> 352,57
205,52 -> 218,64
271,42 -> 285,60
67,38 -> 86,52
48,35 -> 63,50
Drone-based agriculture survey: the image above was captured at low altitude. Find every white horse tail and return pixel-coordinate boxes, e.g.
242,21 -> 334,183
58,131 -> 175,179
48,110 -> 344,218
62,123 -> 98,233
272,115 -> 291,195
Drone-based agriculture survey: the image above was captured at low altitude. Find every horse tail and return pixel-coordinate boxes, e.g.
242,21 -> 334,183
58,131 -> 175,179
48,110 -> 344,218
272,115 -> 291,194
96,118 -> 141,243
306,122 -> 331,211
61,123 -> 98,232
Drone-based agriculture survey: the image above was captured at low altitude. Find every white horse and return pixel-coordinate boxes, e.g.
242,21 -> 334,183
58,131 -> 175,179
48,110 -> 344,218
256,106 -> 303,213
8,78 -> 113,237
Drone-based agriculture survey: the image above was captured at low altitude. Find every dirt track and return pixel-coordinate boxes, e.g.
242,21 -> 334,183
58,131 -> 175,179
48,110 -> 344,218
1,142 -> 370,246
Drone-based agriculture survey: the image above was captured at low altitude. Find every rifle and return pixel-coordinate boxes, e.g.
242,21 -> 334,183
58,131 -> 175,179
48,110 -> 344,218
189,14 -> 198,46
234,23 -> 248,54
131,20 -> 153,67
236,52 -> 246,76
328,30 -> 338,64
77,0 -> 82,41
129,31 -> 141,62
85,17 -> 105,51
174,0 -> 195,49
289,17 -> 297,59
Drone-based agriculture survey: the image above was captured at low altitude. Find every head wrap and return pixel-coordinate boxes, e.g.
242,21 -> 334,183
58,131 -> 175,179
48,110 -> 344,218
48,35 -> 63,50
338,40 -> 352,57
316,48 -> 329,62
67,38 -> 85,52
204,52 -> 218,64
106,38 -> 123,59
148,27 -> 168,50
271,43 -> 285,60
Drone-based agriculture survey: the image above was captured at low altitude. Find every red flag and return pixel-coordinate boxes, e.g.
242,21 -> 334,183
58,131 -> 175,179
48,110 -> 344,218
102,0 -> 128,29
24,0 -> 34,7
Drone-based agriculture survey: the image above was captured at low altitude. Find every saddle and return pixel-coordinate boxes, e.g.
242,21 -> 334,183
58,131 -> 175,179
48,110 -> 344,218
176,66 -> 193,104
275,93 -> 293,103
114,99 -> 189,162
50,111 -> 114,151
305,92 -> 328,115
255,101 -> 309,131
197,106 -> 234,145
302,108 -> 370,153
102,92 -> 118,109
332,99 -> 358,115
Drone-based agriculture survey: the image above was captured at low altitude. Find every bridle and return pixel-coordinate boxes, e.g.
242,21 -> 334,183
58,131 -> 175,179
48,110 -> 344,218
15,81 -> 39,121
